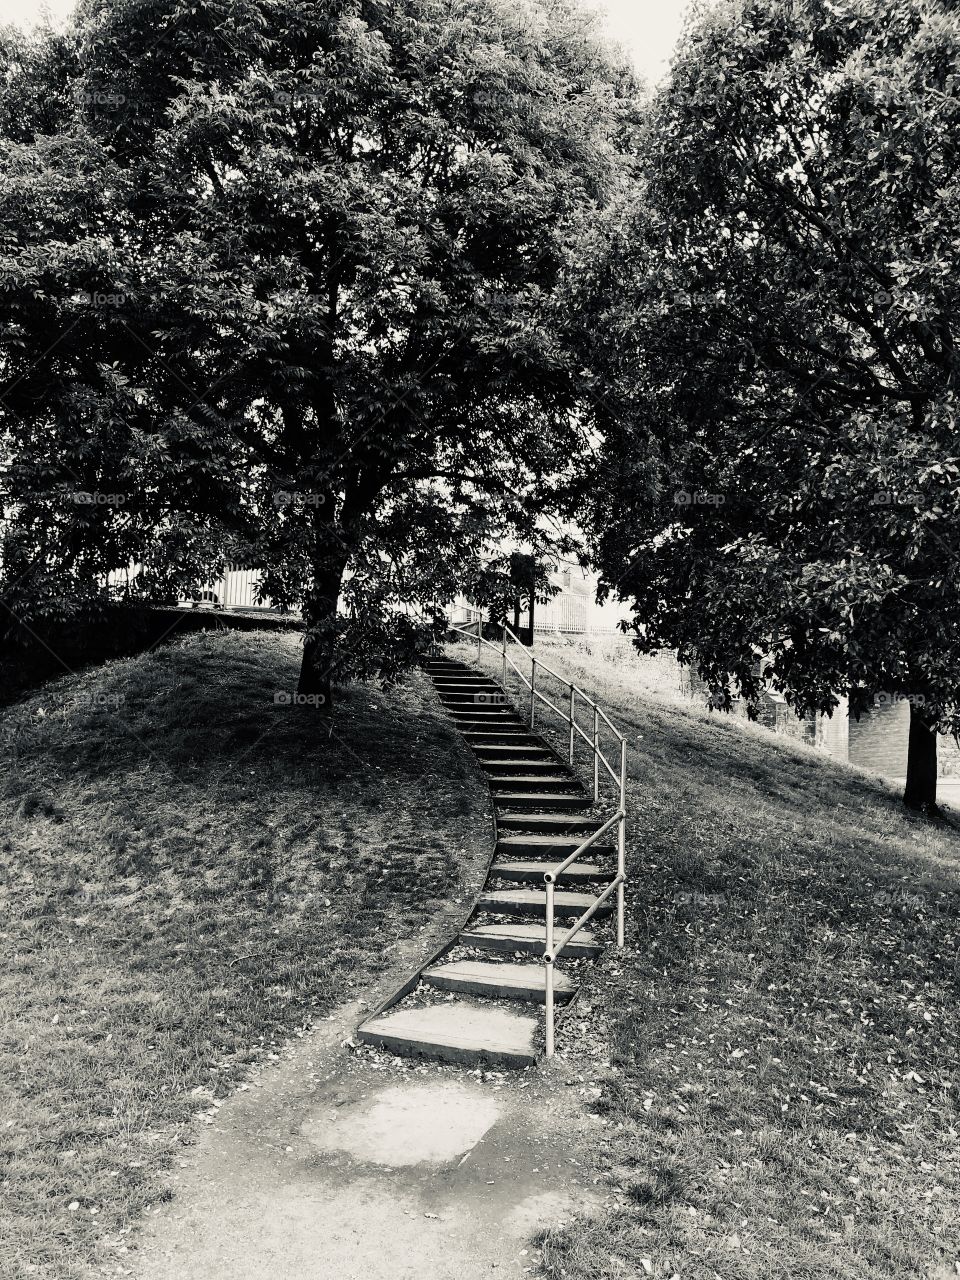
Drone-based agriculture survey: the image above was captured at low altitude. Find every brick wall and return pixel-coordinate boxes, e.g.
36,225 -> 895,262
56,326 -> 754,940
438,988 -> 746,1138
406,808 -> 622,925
815,698 -> 849,761
848,700 -> 910,778
755,693 -> 817,744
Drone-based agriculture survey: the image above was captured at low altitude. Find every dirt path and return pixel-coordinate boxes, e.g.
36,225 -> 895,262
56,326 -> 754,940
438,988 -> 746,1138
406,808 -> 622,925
127,998 -> 605,1280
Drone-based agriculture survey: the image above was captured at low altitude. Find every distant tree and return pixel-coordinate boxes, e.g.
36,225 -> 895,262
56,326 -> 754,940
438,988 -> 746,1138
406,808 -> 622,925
0,0 -> 641,704
583,0 -> 960,811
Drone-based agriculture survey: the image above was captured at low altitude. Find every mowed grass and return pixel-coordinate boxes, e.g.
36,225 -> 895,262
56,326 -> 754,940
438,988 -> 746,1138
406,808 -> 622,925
453,638 -> 960,1280
0,631 -> 489,1278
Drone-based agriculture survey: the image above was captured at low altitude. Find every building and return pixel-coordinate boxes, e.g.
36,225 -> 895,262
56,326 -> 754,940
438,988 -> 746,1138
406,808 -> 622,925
535,561 -> 630,636
681,668 -> 960,783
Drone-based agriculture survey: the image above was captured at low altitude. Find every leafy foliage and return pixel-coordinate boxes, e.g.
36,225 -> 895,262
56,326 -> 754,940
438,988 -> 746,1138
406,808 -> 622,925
0,0 -> 641,687
584,0 -> 960,751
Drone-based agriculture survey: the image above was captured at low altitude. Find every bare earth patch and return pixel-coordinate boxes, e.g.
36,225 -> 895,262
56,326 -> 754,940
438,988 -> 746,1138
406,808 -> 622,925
130,1001 -> 604,1280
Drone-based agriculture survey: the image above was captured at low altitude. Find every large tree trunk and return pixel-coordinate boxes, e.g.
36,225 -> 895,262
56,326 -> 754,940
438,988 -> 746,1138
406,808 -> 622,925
296,556 -> 347,711
903,699 -> 938,813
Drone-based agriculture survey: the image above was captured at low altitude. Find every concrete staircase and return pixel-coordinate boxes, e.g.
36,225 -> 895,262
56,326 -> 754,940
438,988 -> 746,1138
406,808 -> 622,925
357,656 -> 614,1068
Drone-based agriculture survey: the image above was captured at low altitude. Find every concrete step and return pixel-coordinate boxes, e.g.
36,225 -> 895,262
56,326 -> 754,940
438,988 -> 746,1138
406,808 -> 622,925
496,834 -> 615,858
463,730 -> 538,745
479,759 -> 570,774
492,791 -> 586,809
472,744 -> 553,759
460,922 -> 603,959
488,776 -> 582,794
358,1001 -> 538,1068
436,680 -> 499,690
435,687 -> 505,698
432,678 -> 502,688
441,698 -> 511,711
450,701 -> 519,711
454,714 -> 523,723
496,812 -> 600,832
478,887 -> 613,918
422,960 -> 575,1005
493,859 -> 610,885
453,721 -> 526,733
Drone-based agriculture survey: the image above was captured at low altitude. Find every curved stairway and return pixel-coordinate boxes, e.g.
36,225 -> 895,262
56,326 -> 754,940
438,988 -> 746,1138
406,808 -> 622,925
357,656 -> 616,1067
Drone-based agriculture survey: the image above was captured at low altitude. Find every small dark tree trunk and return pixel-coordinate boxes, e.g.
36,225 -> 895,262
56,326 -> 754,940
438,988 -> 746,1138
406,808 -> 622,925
903,699 -> 938,813
297,557 -> 347,711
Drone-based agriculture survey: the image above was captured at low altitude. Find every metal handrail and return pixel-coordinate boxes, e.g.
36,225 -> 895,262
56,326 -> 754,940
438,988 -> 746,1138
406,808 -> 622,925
544,807 -> 624,883
448,616 -> 628,1059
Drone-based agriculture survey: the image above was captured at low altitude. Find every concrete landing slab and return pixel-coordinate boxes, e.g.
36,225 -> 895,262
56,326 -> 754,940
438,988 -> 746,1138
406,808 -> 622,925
134,1001 -> 603,1280
301,1080 -> 500,1167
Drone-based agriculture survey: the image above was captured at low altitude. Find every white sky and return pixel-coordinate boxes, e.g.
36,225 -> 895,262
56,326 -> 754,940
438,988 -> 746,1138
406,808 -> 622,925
1,0 -> 691,83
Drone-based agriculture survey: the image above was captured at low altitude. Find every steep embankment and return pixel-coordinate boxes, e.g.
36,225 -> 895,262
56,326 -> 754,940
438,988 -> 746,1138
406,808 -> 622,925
454,638 -> 960,1280
0,631 -> 491,1277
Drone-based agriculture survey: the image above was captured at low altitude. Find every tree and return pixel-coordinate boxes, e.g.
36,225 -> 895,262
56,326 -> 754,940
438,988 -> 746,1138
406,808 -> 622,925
581,0 -> 960,812
0,0 -> 641,705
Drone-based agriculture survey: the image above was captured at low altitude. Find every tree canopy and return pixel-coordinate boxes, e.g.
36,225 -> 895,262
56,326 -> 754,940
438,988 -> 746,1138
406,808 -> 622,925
0,0 -> 641,696
583,0 -> 960,808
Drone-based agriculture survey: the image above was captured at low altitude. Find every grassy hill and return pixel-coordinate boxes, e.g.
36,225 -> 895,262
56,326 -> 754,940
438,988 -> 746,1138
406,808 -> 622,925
456,637 -> 960,1280
0,631 -> 491,1277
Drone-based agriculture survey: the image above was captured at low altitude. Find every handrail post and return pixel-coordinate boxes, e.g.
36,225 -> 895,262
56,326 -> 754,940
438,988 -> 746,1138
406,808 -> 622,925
501,623 -> 507,690
544,878 -> 556,1058
617,739 -> 627,948
529,657 -> 537,728
592,706 -> 600,802
568,685 -> 576,765
477,616 -> 482,662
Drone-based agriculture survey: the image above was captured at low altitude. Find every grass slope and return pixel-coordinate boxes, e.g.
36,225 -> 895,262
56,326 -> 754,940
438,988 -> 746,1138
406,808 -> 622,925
456,638 -> 960,1280
0,632 -> 489,1278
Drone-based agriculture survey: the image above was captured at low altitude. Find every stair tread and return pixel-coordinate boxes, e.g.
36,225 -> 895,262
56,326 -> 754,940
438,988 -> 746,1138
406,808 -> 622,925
494,859 -> 608,881
497,812 -> 598,825
497,833 -> 611,849
489,775 -> 579,783
358,1002 -> 538,1066
454,722 -> 524,729
424,959 -> 575,994
463,728 -> 535,735
462,728 -> 528,735
461,922 -> 601,955
495,791 -> 586,800
479,887 -> 606,910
